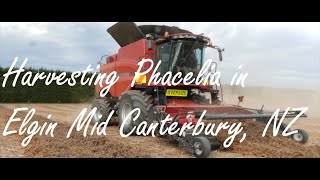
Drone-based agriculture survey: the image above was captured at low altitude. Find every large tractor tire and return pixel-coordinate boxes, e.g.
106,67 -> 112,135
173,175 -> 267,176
91,98 -> 115,125
117,90 -> 155,134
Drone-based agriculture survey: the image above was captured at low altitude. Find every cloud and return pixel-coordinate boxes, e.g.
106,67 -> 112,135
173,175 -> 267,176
0,22 -> 319,90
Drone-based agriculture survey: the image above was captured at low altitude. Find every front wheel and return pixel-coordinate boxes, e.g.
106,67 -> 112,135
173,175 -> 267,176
117,90 -> 154,134
291,129 -> 308,144
192,136 -> 211,158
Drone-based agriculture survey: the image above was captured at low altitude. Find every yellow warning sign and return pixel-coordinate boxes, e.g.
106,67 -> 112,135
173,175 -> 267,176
135,75 -> 147,84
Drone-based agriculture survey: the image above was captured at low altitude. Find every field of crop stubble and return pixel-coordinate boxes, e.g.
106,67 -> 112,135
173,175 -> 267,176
1,86 -> 320,158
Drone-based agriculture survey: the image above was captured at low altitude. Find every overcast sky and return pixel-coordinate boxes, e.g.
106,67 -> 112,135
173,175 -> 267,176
0,22 -> 319,90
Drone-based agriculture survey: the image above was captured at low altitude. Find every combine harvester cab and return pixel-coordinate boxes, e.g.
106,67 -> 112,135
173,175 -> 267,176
92,22 -> 309,158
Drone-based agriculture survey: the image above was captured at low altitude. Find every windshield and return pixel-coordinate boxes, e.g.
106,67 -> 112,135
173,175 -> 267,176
155,40 -> 205,78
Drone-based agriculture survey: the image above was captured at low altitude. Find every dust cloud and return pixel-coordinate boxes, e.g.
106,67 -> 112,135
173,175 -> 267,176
221,85 -> 320,118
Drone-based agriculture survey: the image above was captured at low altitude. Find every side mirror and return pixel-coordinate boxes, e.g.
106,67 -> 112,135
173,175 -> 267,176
146,34 -> 153,50
218,48 -> 224,61
211,46 -> 225,61
147,39 -> 153,50
218,51 -> 223,61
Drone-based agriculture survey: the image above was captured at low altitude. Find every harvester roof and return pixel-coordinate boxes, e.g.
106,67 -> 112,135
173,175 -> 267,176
107,22 -> 193,47
138,25 -> 191,36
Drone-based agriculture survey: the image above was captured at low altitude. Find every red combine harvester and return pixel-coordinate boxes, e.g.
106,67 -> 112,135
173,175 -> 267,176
92,22 -> 308,158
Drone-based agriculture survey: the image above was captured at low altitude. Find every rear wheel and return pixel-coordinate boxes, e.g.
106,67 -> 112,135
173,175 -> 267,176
117,90 -> 155,134
91,98 -> 115,125
192,136 -> 211,158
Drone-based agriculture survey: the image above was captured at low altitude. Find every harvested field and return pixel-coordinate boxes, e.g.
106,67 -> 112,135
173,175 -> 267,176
0,103 -> 319,158
1,85 -> 319,158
